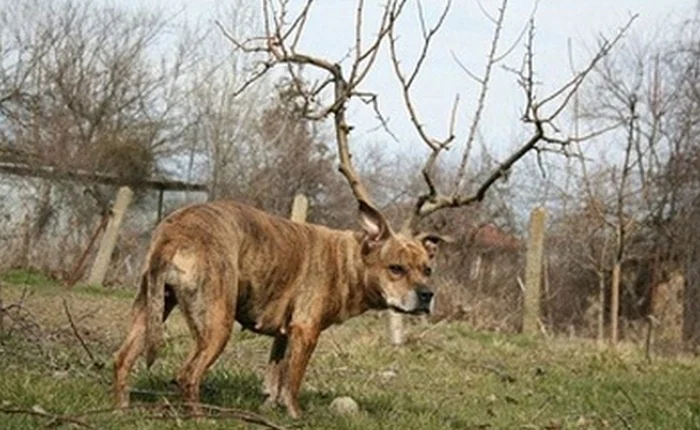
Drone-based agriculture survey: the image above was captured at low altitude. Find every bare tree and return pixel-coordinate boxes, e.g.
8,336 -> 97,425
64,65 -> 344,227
572,28 -> 685,345
535,12 -> 700,346
216,1 -> 636,344
181,1 -> 271,202
648,10 -> 700,347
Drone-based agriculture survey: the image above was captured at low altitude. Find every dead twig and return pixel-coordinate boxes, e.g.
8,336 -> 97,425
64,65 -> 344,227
182,403 -> 289,430
0,407 -> 95,429
112,403 -> 289,430
1,402 -> 289,430
61,298 -> 104,369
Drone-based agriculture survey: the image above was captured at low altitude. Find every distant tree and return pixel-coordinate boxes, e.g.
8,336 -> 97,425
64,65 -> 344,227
0,0 -> 204,271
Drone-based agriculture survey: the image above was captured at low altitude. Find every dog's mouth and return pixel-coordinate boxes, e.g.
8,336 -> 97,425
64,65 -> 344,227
389,305 -> 430,315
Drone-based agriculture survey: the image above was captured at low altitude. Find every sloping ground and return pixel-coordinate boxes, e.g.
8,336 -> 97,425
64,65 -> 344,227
1,275 -> 699,429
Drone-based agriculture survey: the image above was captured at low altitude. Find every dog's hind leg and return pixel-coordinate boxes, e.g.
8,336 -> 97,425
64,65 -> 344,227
176,274 -> 235,414
114,283 -> 178,408
114,293 -> 146,408
262,334 -> 288,408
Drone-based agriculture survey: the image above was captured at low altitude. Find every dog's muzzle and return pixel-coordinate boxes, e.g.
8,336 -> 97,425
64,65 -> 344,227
415,285 -> 434,314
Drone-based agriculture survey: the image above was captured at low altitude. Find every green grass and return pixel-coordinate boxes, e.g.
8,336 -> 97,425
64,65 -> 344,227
1,268 -> 134,299
1,268 -> 60,287
1,280 -> 700,429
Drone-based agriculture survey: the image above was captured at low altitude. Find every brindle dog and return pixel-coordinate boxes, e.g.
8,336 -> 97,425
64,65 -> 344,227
113,199 -> 444,418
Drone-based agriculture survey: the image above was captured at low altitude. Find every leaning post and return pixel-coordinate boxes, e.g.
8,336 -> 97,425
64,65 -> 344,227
87,186 -> 134,286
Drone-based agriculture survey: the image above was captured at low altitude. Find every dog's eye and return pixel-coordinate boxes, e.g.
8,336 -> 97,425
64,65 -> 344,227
423,267 -> 433,277
388,264 -> 407,276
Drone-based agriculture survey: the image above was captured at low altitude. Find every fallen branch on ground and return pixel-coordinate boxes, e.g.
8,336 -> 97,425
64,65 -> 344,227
0,402 -> 289,430
0,407 -> 95,429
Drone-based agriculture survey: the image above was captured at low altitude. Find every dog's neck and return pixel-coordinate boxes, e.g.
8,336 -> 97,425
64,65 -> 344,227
347,231 -> 388,313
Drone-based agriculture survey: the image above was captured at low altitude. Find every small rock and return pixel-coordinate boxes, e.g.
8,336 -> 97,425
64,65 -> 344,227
576,416 -> 590,426
380,370 -> 397,380
52,370 -> 69,380
32,405 -> 47,414
330,396 -> 359,415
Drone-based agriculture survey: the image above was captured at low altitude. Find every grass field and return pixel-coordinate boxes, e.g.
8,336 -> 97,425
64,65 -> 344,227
1,270 -> 699,429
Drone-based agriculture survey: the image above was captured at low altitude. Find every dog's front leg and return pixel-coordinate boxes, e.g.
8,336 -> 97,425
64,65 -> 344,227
279,323 -> 319,419
262,334 -> 288,407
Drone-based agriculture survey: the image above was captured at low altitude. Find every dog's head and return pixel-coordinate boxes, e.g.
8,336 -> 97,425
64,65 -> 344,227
358,200 -> 449,315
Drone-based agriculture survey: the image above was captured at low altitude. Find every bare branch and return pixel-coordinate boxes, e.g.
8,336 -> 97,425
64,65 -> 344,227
0,407 -> 94,429
494,0 -> 539,63
354,0 -> 365,66
417,121 -> 544,218
354,90 -> 399,142
408,0 -> 451,88
388,0 -> 453,152
452,0 -> 509,194
541,121 -> 623,145
417,13 -> 636,222
476,0 -> 497,24
348,0 -> 408,91
540,15 -> 638,121
451,50 -> 484,84
286,0 -> 314,51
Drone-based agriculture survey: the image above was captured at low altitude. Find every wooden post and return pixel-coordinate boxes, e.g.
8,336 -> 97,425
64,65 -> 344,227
523,207 -> 547,335
87,187 -> 133,286
290,194 -> 308,223
610,262 -> 621,345
388,311 -> 404,345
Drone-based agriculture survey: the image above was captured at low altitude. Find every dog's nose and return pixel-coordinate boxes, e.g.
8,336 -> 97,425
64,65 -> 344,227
415,285 -> 434,305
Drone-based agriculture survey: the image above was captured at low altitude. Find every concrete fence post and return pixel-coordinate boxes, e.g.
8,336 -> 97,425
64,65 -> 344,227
523,206 -> 547,334
87,186 -> 133,286
290,194 -> 308,223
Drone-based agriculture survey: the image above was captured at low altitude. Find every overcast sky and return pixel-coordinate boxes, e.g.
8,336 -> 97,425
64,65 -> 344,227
123,0 -> 696,165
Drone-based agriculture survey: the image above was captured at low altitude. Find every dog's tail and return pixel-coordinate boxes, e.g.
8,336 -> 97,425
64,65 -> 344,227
144,254 -> 167,368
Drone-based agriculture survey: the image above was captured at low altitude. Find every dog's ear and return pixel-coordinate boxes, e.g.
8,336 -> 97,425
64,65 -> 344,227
358,200 -> 391,242
415,233 -> 454,260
